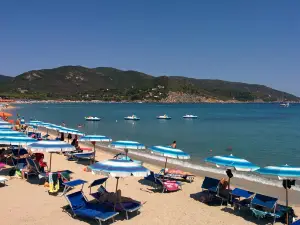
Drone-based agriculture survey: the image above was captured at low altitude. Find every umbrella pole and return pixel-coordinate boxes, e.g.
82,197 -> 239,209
114,177 -> 119,211
49,153 -> 52,172
162,157 -> 168,181
286,186 -> 289,225
92,142 -> 96,164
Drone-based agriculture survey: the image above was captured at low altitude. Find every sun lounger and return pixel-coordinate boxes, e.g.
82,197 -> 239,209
72,151 -> 95,161
144,171 -> 181,193
250,193 -> 281,224
159,168 -> 195,183
89,178 -> 142,220
292,219 -> 300,225
200,176 -> 230,205
231,188 -> 254,210
24,158 -> 46,183
113,153 -> 143,165
65,191 -> 119,225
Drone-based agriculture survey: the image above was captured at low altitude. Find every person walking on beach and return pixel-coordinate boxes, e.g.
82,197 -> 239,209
171,141 -> 177,148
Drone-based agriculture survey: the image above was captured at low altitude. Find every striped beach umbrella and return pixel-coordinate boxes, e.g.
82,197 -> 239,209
89,159 -> 150,177
59,127 -> 85,136
79,135 -> 112,163
28,140 -> 75,171
256,165 -> 300,224
149,145 -> 190,175
0,136 -> 37,146
205,154 -> 259,172
0,121 -> 13,129
89,159 -> 150,201
205,154 -> 259,189
0,131 -> 26,137
110,140 -> 145,150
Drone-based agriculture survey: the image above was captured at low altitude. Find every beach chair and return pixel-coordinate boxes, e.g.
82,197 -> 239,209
292,219 -> 300,225
89,178 -> 142,220
63,179 -> 119,225
158,168 -> 195,183
200,176 -> 230,205
231,188 -> 254,210
24,158 -> 46,183
144,171 -> 181,193
113,153 -> 143,165
71,151 -> 95,162
250,193 -> 281,224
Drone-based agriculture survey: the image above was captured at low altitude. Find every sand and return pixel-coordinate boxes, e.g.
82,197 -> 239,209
0,133 -> 299,225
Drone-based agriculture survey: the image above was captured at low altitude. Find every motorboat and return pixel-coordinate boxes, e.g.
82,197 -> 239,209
156,114 -> 172,120
124,115 -> 140,120
183,114 -> 198,119
280,103 -> 290,108
85,116 -> 101,121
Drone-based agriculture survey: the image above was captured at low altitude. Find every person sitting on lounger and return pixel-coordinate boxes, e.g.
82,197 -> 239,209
218,178 -> 230,197
171,141 -> 177,148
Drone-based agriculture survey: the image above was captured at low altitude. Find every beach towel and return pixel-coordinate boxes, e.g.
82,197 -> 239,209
48,173 -> 59,195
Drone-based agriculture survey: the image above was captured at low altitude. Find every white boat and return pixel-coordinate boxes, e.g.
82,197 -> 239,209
183,114 -> 198,119
280,103 -> 290,108
124,115 -> 140,120
85,116 -> 101,121
156,114 -> 171,120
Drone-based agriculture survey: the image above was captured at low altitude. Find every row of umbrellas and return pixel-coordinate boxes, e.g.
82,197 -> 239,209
1,117 -> 298,224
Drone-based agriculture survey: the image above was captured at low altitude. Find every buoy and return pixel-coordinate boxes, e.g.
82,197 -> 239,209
116,120 -> 118,122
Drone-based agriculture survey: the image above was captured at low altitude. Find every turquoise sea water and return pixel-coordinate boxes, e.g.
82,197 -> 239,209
12,103 -> 300,168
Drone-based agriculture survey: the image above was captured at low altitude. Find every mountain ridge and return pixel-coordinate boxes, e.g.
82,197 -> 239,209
0,66 -> 298,102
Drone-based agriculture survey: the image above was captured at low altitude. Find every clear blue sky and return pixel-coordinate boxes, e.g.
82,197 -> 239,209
0,1 -> 299,95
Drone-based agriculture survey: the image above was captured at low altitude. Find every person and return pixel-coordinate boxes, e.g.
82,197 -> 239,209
71,135 -> 79,148
60,132 -> 64,141
171,141 -> 177,148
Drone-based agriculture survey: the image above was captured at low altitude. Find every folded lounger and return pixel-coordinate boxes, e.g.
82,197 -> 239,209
65,190 -> 119,225
89,178 -> 142,220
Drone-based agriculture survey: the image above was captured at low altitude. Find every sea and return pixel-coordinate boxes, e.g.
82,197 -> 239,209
11,102 -> 300,189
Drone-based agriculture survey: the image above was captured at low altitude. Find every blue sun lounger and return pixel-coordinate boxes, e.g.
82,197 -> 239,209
89,178 -> 142,220
231,188 -> 254,210
201,176 -> 229,205
63,179 -> 119,225
250,193 -> 282,224
292,219 -> 300,225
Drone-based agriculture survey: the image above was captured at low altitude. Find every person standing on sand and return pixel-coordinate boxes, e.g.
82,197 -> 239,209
171,141 -> 177,148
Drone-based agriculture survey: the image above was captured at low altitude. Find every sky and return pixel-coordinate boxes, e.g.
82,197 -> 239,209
0,1 -> 299,95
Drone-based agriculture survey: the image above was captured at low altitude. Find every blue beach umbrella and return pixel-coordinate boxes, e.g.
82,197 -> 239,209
79,135 -> 112,163
0,131 -> 26,137
256,165 -> 300,224
205,154 -> 259,189
110,140 -> 145,150
0,136 -> 37,146
0,121 -> 13,129
59,127 -> 85,136
28,140 -> 75,171
205,154 -> 260,172
149,145 -> 191,175
110,140 -> 145,162
89,159 -> 150,196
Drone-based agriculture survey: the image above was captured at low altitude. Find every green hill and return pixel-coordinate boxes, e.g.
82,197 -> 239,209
0,66 -> 298,102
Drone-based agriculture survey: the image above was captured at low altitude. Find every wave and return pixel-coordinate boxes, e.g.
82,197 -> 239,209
97,143 -> 300,192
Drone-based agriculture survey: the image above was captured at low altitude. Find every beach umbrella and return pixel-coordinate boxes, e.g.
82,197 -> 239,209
0,130 -> 26,137
149,145 -> 190,176
0,136 -> 37,146
28,140 -> 75,171
0,121 -> 13,129
256,165 -> 300,224
0,112 -> 12,118
89,159 -> 150,208
110,140 -> 145,161
79,135 -> 112,163
205,154 -> 259,189
58,127 -> 85,136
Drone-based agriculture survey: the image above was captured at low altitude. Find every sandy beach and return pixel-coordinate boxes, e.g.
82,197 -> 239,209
0,129 -> 299,225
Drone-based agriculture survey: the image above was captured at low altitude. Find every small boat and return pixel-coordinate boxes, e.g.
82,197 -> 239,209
85,116 -> 101,121
183,114 -> 198,119
280,103 -> 290,108
124,115 -> 140,120
156,114 -> 172,120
